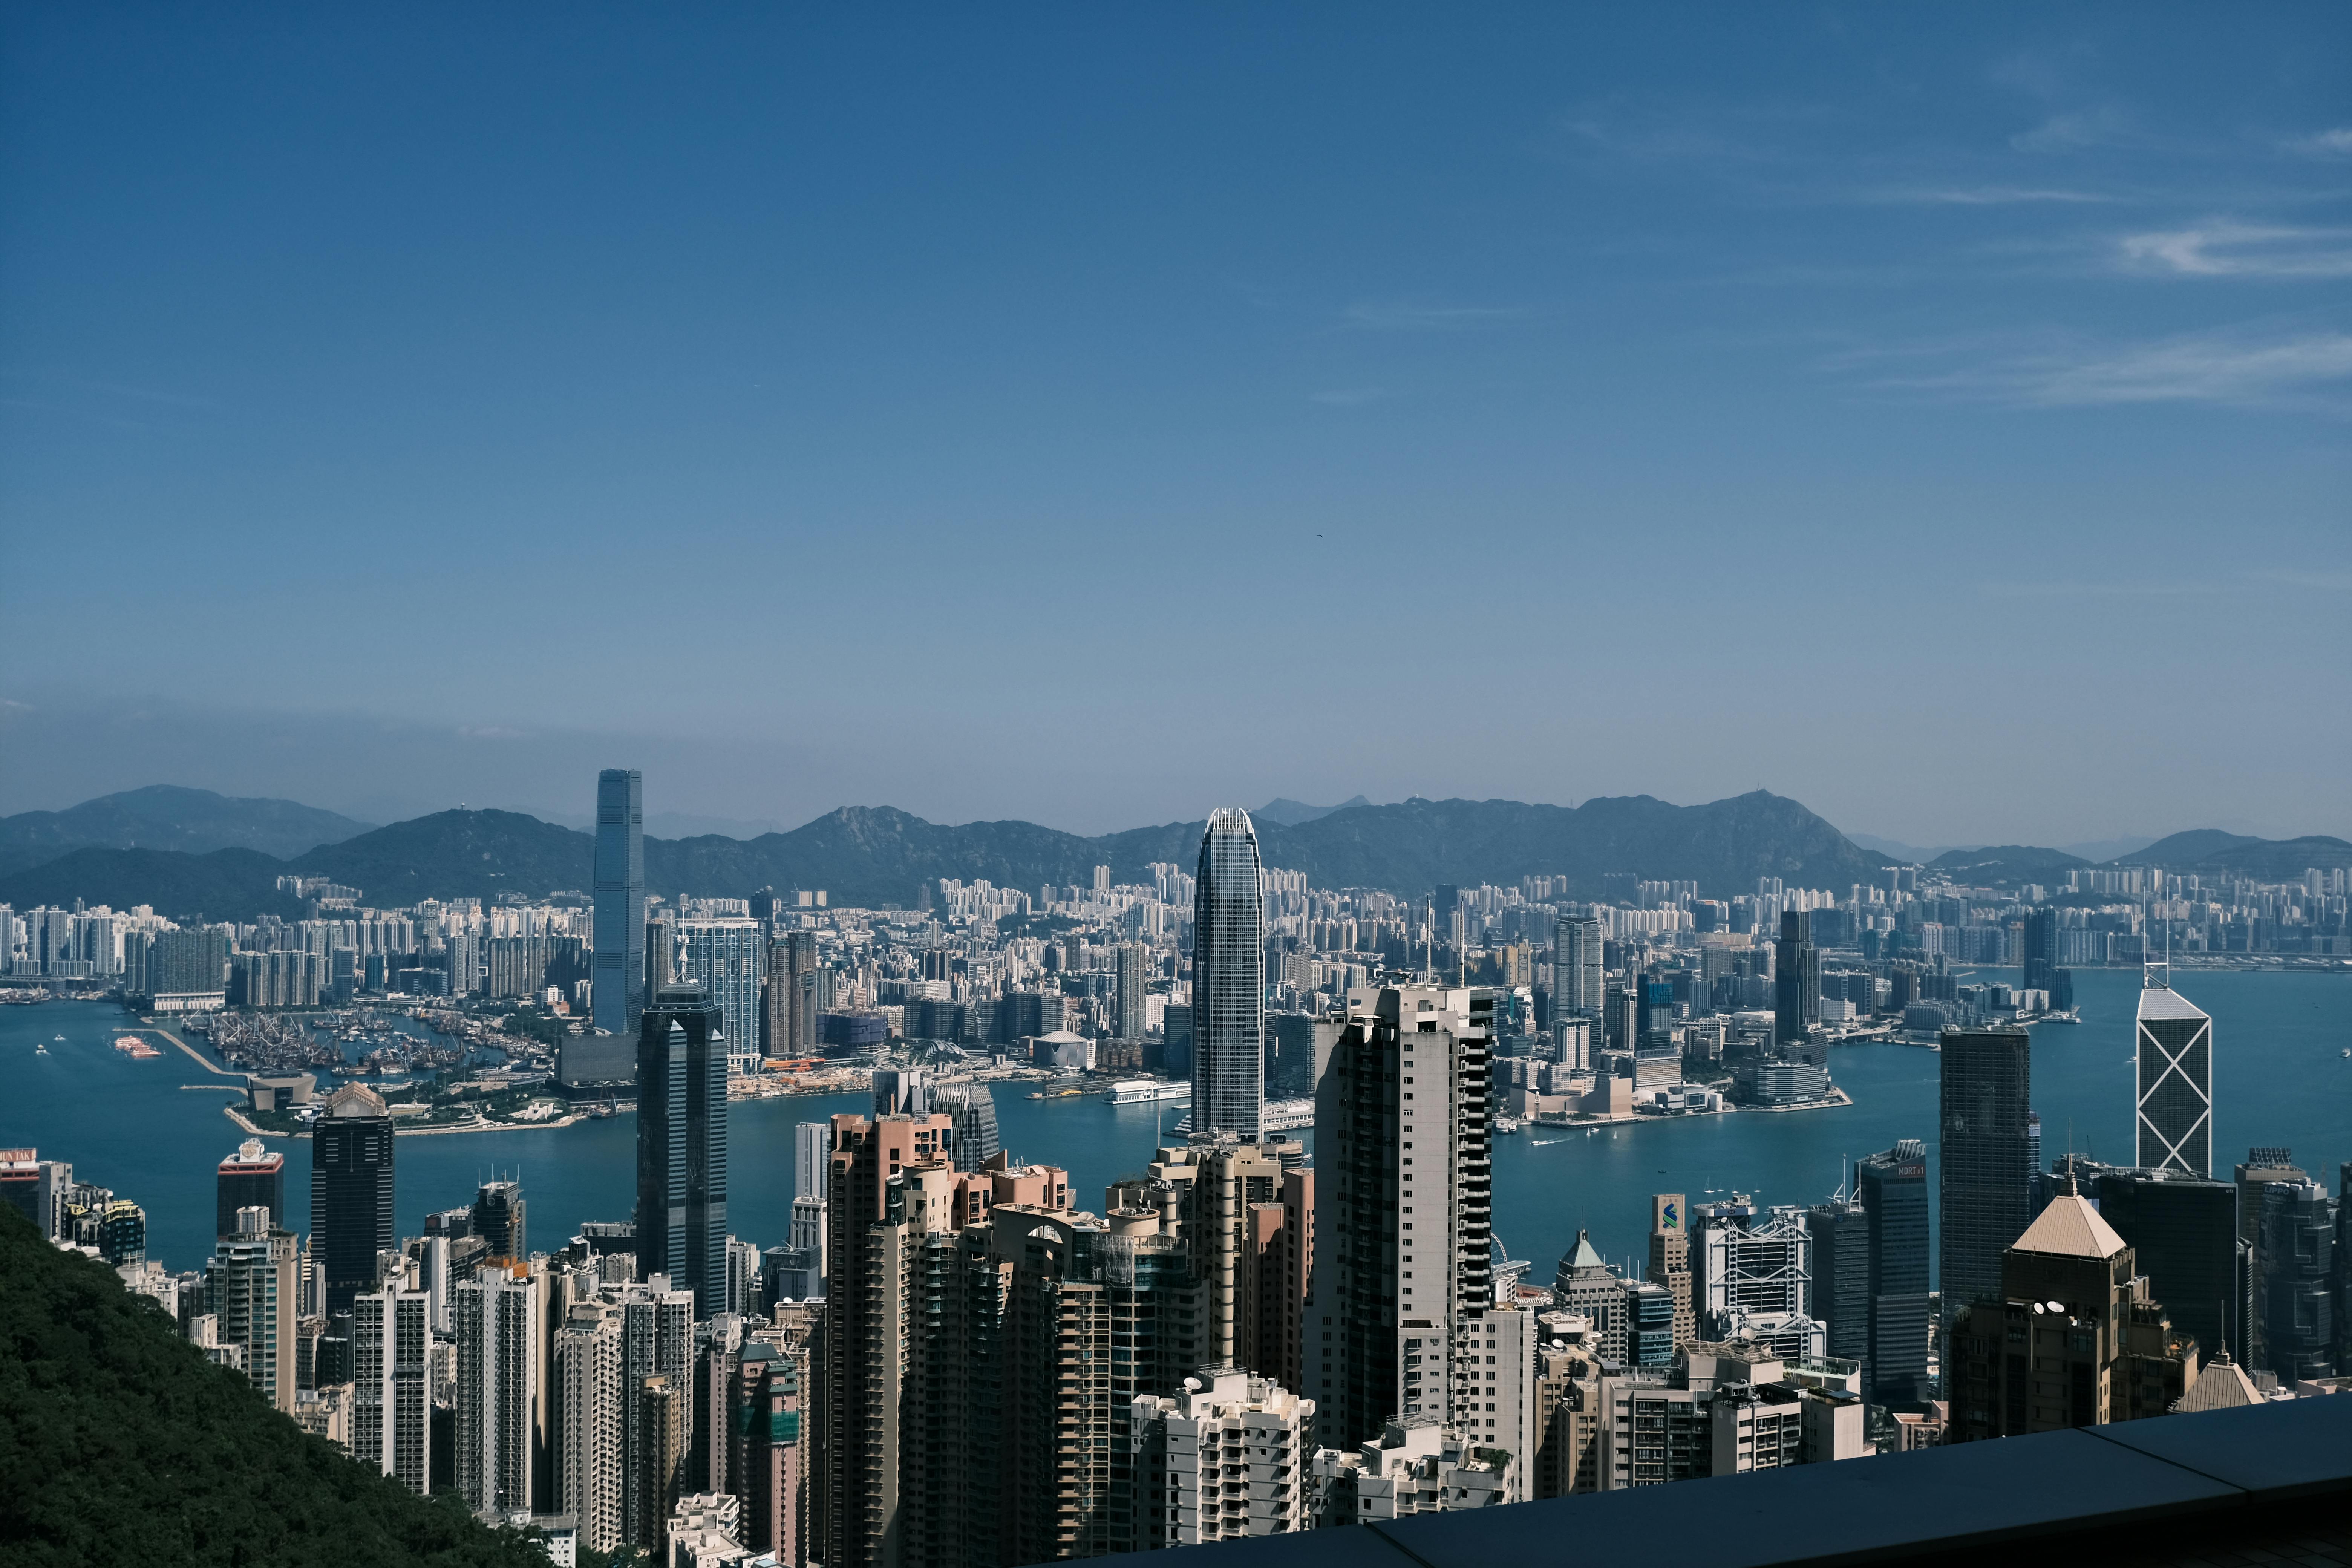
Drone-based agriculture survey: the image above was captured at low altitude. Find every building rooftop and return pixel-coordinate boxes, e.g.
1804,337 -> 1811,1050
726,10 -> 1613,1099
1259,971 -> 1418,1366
2012,1192 -> 2130,1260
2135,983 -> 2210,1022
2173,1355 -> 2263,1413
322,1083 -> 387,1118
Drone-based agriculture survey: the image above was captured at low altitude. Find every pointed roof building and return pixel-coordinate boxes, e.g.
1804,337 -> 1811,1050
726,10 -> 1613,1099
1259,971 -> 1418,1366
2011,1192 -> 2130,1261
2172,1353 -> 2262,1414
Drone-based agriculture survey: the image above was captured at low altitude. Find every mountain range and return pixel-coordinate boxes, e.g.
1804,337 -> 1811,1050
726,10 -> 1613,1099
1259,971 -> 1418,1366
0,788 -> 1888,920
0,786 -> 373,879
1,785 -> 2341,923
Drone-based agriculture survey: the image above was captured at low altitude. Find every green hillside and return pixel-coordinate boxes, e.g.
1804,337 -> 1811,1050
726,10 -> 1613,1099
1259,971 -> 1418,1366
0,1207 -> 550,1568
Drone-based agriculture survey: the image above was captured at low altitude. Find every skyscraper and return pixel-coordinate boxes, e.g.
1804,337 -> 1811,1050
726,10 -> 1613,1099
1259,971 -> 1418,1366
312,1084 -> 395,1315
679,915 -> 764,1053
473,1178 -> 525,1262
2257,1178 -> 2336,1379
1773,911 -> 1819,1046
621,1287 -> 695,1548
1191,808 -> 1265,1138
205,1205 -> 297,1413
1940,1028 -> 2033,1317
1803,1196 -> 1869,1378
818,1110 -> 959,1568
2235,1147 -> 2305,1370
2063,1158 -> 2236,1370
1632,977 -> 1681,1087
593,768 -> 646,1037
1649,1193 -> 1697,1348
555,1300 -> 626,1553
1856,1139 -> 1933,1403
2135,969 -> 2213,1176
931,1081 -> 1001,1172
454,1266 -> 541,1517
1115,941 -> 1149,1040
353,1281 -> 432,1492
1947,1189 -> 2196,1439
216,1137 -> 285,1239
2018,905 -> 2073,1010
765,930 -> 819,1057
637,983 -> 729,1315
1553,914 -> 1603,1021
1307,985 -> 1529,1472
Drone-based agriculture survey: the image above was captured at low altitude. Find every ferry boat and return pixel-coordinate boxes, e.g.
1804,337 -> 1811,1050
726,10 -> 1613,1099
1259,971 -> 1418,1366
1105,1079 -> 1191,1105
1493,1116 -> 1522,1134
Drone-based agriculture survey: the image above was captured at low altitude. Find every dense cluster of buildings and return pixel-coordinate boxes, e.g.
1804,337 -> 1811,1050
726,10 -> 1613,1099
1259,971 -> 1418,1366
8,775 -> 2349,1566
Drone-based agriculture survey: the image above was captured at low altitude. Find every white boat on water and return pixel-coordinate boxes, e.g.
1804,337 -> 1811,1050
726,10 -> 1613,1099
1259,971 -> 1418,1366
1106,1079 -> 1191,1105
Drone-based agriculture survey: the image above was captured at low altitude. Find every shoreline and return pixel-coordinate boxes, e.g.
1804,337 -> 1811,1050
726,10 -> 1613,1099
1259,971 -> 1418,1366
1514,1084 -> 1855,1136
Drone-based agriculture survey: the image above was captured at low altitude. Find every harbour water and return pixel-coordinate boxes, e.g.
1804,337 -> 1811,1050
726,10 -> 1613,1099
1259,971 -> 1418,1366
5,965 -> 2346,1282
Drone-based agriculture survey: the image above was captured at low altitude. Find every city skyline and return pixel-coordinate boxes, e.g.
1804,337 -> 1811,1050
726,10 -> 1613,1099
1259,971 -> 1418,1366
3,7 -> 2347,846
4,3 -> 2349,1559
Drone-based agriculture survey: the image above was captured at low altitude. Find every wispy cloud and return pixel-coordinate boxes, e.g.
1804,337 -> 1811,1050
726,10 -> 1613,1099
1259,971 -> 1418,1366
1869,185 -> 2118,207
1839,324 -> 2352,412
2119,221 -> 2352,278
1341,302 -> 1525,332
2282,127 -> 2352,158
2011,105 -> 2140,153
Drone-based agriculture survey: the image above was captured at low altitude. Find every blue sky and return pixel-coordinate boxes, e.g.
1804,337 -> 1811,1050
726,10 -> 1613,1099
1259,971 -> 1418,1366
3,4 -> 2347,843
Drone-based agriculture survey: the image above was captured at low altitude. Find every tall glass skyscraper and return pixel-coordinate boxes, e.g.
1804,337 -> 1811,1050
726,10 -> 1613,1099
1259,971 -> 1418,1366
592,769 -> 646,1036
636,983 -> 728,1315
1553,913 -> 1603,1018
2135,969 -> 2213,1176
312,1083 -> 395,1315
678,916 -> 764,1054
1939,1027 -> 2033,1316
1773,910 -> 1821,1046
1857,1138 -> 1932,1402
1191,808 -> 1264,1138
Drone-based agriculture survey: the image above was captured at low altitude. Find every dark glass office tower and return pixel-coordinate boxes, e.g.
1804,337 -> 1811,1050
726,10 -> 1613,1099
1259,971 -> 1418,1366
1191,808 -> 1265,1138
2135,972 -> 2213,1176
216,1138 -> 285,1239
1773,911 -> 1820,1046
2021,906 -> 2074,1012
471,1179 -> 525,1262
1804,1197 -> 1870,1374
637,983 -> 728,1314
2259,1179 -> 2336,1379
2021,906 -> 2058,992
2087,1162 -> 2236,1366
592,767 -> 646,1037
312,1084 -> 395,1314
1940,1028 -> 2032,1316
1859,1139 -> 1933,1401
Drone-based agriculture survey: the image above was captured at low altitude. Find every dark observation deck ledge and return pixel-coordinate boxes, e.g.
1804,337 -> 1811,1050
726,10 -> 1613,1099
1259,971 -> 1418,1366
1076,1396 -> 2352,1568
